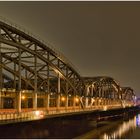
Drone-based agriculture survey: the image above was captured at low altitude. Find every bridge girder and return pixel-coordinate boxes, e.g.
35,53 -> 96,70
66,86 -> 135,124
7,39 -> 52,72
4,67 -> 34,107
0,21 -> 85,96
83,76 -> 124,100
121,87 -> 136,102
0,20 -> 136,106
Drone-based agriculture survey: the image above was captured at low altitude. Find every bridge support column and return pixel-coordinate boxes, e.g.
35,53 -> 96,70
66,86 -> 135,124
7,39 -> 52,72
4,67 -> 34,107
85,97 -> 89,108
105,99 -> 107,106
46,93 -> 50,110
90,98 -> 94,108
91,85 -> 94,97
65,95 -> 68,109
102,99 -> 104,106
103,99 -> 106,105
0,97 -> 4,109
94,98 -> 97,108
0,39 -> 2,109
17,48 -> 22,113
85,85 -> 89,108
57,94 -> 60,109
98,98 -> 101,108
73,96 -> 76,109
17,91 -> 21,112
33,93 -> 37,110
107,99 -> 109,106
0,91 -> 2,109
13,97 -> 17,109
57,73 -> 61,110
33,45 -> 38,110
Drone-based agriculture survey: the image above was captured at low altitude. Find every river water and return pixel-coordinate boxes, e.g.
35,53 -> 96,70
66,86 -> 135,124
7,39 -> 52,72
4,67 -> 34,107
0,110 -> 140,139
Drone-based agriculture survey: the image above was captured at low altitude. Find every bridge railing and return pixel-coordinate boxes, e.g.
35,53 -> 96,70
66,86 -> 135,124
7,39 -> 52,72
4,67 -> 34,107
0,104 -> 124,123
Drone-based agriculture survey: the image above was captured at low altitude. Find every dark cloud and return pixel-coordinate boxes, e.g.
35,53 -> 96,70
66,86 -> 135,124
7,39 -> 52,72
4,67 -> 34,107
0,1 -> 140,96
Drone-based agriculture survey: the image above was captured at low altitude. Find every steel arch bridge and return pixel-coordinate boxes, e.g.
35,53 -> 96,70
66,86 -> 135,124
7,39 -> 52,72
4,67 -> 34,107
0,20 -> 136,121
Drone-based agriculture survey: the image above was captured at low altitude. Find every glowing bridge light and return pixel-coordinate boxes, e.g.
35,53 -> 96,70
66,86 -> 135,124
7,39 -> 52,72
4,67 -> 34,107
21,95 -> 25,100
92,98 -> 95,102
75,97 -> 79,103
61,96 -> 65,101
99,99 -> 101,102
34,110 -> 44,118
22,90 -> 26,93
35,110 -> 40,116
103,106 -> 107,111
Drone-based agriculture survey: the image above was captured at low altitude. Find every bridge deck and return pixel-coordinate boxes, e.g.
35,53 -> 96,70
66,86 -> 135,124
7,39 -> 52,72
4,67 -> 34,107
0,105 -> 124,125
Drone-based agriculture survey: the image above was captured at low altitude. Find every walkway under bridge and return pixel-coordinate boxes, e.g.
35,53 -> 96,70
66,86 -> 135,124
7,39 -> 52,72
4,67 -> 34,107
0,19 -> 136,122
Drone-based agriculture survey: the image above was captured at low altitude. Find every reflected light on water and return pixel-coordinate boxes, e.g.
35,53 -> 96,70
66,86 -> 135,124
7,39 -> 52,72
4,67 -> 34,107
102,116 -> 137,139
136,114 -> 140,127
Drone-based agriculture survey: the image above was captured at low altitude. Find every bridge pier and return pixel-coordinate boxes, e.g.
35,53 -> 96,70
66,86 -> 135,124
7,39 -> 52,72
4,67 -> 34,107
0,96 -> 4,109
57,94 -> 60,110
85,97 -> 89,108
33,93 -> 37,110
65,95 -> 68,109
105,99 -> 108,106
46,93 -> 50,110
73,95 -> 76,109
17,91 -> 21,112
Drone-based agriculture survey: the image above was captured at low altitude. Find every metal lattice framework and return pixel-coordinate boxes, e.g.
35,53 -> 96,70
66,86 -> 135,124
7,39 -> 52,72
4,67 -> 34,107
0,20 -> 136,110
0,21 -> 85,99
82,76 -> 136,101
121,87 -> 136,103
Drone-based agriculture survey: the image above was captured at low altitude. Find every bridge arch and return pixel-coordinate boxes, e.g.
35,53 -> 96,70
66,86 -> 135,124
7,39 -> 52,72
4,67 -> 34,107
83,76 -> 121,99
0,20 -> 136,113
121,87 -> 136,105
0,20 -> 85,98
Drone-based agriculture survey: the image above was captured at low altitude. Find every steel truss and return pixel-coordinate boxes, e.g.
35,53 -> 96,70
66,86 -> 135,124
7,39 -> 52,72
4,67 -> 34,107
0,21 -> 85,97
0,20 -> 136,110
83,76 -> 136,102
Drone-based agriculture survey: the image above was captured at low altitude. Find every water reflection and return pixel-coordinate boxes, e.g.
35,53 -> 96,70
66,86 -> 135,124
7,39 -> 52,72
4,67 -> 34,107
0,112 -> 140,139
101,116 -> 138,139
136,114 -> 140,127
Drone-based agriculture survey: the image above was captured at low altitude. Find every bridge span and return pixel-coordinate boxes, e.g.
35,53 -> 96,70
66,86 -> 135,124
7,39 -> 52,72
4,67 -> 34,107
0,19 -> 136,123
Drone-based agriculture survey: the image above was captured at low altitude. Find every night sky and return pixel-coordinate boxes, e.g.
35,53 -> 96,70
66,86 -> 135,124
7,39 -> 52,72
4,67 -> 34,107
0,1 -> 140,96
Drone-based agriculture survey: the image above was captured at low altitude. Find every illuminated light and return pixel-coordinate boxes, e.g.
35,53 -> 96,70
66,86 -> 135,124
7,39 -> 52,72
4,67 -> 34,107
101,117 -> 136,139
103,106 -> 107,111
99,99 -> 101,102
22,90 -> 25,93
35,110 -> 40,116
75,97 -> 79,103
61,97 -> 65,101
21,95 -> 25,100
69,94 -> 71,97
136,114 -> 140,127
92,98 -> 95,102
123,104 -> 126,108
35,110 -> 44,118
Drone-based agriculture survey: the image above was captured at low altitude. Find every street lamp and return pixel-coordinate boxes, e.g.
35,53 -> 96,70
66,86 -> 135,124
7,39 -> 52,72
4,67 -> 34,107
99,99 -> 101,103
61,96 -> 65,101
75,97 -> 79,103
21,95 -> 25,100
